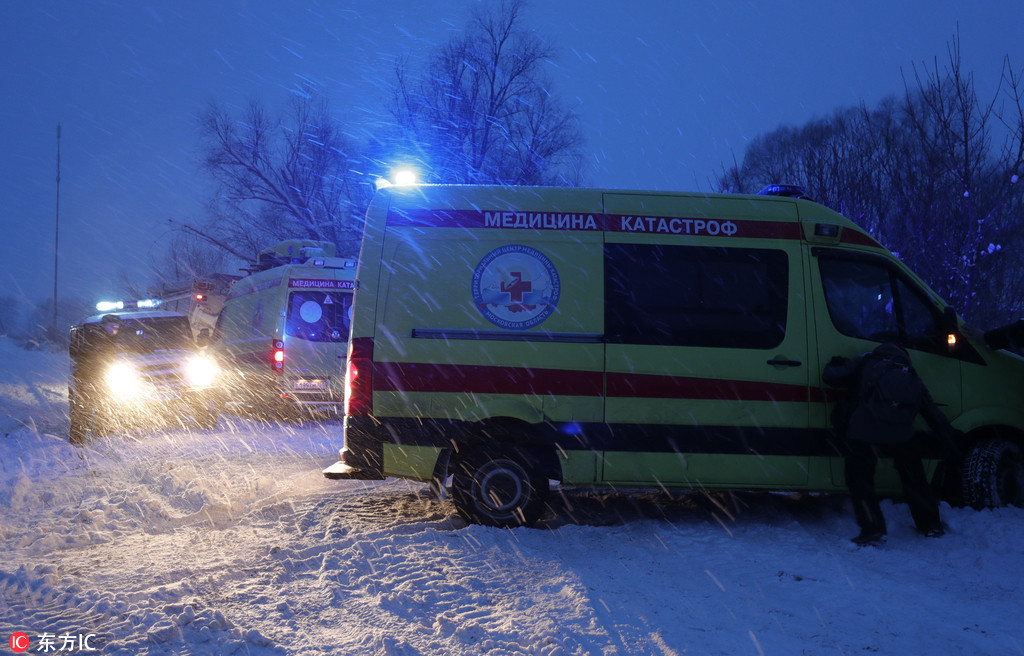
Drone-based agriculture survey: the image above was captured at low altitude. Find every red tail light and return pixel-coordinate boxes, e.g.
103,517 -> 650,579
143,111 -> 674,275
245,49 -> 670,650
345,337 -> 374,416
272,340 -> 285,375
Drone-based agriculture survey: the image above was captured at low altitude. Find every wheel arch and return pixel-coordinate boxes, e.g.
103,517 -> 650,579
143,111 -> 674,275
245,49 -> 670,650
444,417 -> 564,483
963,423 -> 1024,444
954,407 -> 1024,443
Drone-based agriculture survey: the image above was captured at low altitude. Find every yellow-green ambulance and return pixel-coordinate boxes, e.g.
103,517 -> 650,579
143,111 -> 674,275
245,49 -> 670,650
216,240 -> 356,416
324,184 -> 1024,526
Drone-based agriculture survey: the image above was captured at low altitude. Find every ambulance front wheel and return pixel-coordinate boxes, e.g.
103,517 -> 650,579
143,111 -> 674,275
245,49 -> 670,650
194,404 -> 219,430
452,446 -> 548,528
69,388 -> 110,441
68,388 -> 87,446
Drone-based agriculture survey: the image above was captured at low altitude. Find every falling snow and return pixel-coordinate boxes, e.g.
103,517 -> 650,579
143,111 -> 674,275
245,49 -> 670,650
1,337 -> 1022,655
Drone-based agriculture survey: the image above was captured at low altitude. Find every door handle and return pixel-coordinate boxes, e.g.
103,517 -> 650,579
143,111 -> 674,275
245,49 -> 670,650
767,358 -> 802,367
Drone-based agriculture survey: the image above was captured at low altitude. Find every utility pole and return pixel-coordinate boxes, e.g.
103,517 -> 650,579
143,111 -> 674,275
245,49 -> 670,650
53,123 -> 61,337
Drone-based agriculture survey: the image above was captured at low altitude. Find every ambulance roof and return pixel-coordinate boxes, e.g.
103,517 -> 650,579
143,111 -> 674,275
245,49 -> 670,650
78,310 -> 187,326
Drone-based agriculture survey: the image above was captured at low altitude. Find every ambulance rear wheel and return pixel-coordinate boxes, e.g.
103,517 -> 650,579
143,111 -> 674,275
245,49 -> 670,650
961,438 -> 1024,508
452,446 -> 547,528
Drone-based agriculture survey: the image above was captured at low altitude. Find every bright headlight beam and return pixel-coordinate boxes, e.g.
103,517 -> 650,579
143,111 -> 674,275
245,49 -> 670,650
105,362 -> 142,399
185,355 -> 219,388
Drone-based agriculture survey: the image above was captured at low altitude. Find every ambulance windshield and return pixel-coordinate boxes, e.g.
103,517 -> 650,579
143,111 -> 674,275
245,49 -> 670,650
285,291 -> 352,342
103,316 -> 193,354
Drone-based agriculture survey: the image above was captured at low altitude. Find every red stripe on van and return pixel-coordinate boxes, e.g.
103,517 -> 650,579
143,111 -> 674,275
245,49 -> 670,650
840,229 -> 885,249
607,372 -> 809,403
370,362 -> 812,404
810,385 -> 845,403
372,362 -> 604,396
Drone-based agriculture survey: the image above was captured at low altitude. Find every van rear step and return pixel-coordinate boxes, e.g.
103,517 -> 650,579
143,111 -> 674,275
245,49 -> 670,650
322,460 -> 385,481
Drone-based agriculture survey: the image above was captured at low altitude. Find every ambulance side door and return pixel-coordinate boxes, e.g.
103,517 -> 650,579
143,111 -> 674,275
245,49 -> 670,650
809,248 -> 963,487
600,194 -> 812,488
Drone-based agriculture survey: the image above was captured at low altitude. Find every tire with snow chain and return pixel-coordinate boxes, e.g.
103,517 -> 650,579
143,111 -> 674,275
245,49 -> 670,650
961,438 -> 1024,509
452,447 -> 547,528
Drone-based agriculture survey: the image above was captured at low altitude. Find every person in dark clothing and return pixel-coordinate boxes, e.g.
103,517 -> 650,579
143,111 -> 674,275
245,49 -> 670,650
823,342 -> 955,546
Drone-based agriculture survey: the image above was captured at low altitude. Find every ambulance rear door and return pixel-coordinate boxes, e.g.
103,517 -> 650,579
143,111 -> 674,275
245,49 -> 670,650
282,276 -> 354,402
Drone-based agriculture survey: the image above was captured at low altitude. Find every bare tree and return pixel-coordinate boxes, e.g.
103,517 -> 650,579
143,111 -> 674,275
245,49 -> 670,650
197,89 -> 367,258
150,231 -> 231,290
28,296 -> 91,348
716,33 -> 1024,326
390,0 -> 583,185
898,36 -> 1024,321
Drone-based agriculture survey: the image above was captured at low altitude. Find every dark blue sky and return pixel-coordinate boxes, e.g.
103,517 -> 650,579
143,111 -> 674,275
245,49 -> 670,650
2,1 -> 1021,311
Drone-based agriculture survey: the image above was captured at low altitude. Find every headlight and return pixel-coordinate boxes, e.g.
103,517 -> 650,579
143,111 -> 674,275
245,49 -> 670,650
185,355 -> 219,388
105,363 -> 142,399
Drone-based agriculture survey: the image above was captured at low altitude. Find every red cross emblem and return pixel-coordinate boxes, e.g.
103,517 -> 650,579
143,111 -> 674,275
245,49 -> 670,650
500,272 -> 532,303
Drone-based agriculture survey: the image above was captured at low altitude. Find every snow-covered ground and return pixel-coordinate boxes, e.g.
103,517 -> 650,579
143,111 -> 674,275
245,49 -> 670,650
1,336 -> 1022,655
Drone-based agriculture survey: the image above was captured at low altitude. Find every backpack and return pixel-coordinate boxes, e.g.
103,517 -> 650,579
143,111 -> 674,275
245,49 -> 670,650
848,345 -> 923,444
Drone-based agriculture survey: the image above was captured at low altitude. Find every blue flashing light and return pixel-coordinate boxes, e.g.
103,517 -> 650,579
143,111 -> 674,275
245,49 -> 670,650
559,421 -> 584,435
393,168 -> 418,186
757,184 -> 813,200
96,298 -> 164,312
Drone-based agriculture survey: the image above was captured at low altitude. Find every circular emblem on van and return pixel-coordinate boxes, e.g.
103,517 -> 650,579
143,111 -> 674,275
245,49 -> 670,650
472,245 -> 560,329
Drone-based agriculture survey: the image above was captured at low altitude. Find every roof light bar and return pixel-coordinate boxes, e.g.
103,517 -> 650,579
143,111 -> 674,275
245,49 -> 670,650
758,184 -> 813,200
95,298 -> 164,312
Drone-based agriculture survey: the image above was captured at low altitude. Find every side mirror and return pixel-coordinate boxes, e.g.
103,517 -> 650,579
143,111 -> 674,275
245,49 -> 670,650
983,319 -> 1024,351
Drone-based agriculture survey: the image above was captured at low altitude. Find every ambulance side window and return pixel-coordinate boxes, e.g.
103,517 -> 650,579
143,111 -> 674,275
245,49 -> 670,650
820,258 -> 897,341
895,277 -> 943,352
604,243 -> 788,348
819,255 -> 942,352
